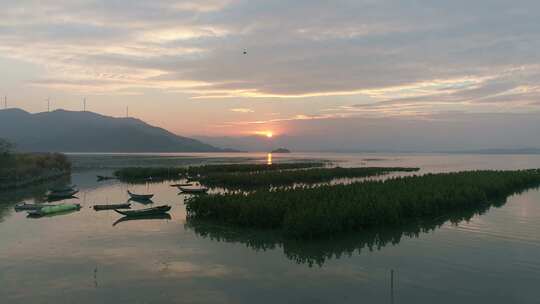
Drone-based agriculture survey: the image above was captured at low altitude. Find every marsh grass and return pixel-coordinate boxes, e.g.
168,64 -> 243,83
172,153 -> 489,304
114,162 -> 328,182
199,167 -> 419,189
0,153 -> 70,179
185,169 -> 540,239
114,163 -> 417,189
186,197 -> 504,267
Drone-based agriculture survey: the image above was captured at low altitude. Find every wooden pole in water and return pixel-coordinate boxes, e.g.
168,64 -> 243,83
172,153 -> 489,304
390,269 -> 394,304
83,97 -> 86,112
4,96 -> 6,109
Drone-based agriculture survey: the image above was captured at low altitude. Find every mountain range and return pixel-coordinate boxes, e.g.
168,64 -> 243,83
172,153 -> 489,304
0,109 -> 224,153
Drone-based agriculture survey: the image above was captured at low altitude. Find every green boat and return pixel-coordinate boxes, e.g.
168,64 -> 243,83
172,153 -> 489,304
27,203 -> 81,217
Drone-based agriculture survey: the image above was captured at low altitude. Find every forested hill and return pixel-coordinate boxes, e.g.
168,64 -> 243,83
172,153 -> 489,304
0,109 -> 222,153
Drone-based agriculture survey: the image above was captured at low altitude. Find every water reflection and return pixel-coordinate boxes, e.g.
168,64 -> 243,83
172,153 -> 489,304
267,153 -> 272,165
186,198 -> 507,267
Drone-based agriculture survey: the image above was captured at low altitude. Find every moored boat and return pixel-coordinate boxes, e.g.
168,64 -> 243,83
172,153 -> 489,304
179,186 -> 208,194
14,203 -> 57,211
93,203 -> 131,211
114,205 -> 171,217
170,183 -> 193,187
27,203 -> 81,217
127,190 -> 154,200
48,184 -> 77,193
112,214 -> 172,226
47,189 -> 79,199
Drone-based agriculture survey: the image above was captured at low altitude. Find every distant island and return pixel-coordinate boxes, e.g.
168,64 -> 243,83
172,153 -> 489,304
0,109 -> 230,153
271,148 -> 291,153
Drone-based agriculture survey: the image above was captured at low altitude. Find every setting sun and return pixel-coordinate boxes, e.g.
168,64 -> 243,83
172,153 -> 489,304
255,131 -> 274,138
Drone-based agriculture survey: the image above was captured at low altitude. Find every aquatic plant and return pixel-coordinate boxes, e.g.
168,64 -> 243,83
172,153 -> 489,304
199,167 -> 419,189
0,152 -> 71,181
185,169 -> 540,239
186,195 -> 500,267
115,163 -> 418,188
114,162 -> 327,181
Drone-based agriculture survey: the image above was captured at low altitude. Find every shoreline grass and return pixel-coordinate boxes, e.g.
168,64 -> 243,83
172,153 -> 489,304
0,152 -> 71,190
185,169 -> 540,239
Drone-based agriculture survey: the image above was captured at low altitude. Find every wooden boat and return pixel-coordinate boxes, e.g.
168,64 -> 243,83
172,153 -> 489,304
47,189 -> 79,199
14,203 -> 57,211
114,205 -> 171,217
179,186 -> 208,194
128,197 -> 154,205
127,190 -> 154,200
112,214 -> 171,226
97,175 -> 115,181
49,184 -> 77,192
93,203 -> 131,211
170,183 -> 193,187
27,203 -> 81,217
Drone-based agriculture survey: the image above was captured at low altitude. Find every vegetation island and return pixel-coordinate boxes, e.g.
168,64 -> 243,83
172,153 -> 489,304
271,148 -> 291,153
114,164 -> 540,239
185,169 -> 540,239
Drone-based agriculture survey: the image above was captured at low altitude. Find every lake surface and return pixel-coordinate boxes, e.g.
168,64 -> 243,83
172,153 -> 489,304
2,152 -> 540,303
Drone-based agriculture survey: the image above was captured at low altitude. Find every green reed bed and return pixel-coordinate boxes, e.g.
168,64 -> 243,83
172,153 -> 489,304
0,152 -> 71,190
185,169 -> 540,239
114,162 -> 327,181
199,167 -> 419,189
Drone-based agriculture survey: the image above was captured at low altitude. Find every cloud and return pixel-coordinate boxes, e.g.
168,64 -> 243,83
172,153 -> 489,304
1,0 -> 540,117
230,108 -> 253,113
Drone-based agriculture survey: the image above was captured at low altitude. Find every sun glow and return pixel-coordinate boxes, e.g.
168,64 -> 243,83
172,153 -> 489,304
255,131 -> 274,138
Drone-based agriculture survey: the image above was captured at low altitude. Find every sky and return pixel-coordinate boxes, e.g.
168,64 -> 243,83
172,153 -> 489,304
1,0 -> 540,150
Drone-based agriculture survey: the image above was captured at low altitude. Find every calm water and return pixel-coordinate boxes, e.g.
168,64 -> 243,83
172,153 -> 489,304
2,153 -> 540,303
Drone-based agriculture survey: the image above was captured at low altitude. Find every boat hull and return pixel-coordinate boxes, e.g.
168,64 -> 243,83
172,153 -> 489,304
114,205 -> 171,217
93,203 -> 131,211
27,203 -> 81,217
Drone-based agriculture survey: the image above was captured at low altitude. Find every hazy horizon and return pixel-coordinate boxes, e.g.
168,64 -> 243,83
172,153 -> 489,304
2,1 -> 540,151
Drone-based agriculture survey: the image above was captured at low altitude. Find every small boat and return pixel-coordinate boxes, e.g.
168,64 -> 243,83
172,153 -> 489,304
113,214 -> 172,226
48,184 -> 77,192
114,205 -> 171,217
93,203 -> 131,211
14,203 -> 57,211
179,186 -> 208,194
127,190 -> 154,200
47,189 -> 79,199
97,175 -> 115,181
27,203 -> 81,217
47,195 -> 78,203
170,183 -> 194,187
128,197 -> 154,205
